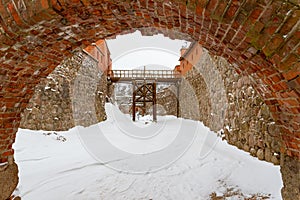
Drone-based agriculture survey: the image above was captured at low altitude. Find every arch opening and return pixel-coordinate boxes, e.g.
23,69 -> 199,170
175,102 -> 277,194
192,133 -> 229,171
0,0 -> 299,199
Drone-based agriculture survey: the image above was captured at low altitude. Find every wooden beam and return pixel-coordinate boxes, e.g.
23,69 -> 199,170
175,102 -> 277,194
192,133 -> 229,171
153,82 -> 157,122
132,81 -> 136,121
176,81 -> 180,118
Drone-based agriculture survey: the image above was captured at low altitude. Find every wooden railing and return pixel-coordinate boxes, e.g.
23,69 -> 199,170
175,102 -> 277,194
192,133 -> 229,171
107,70 -> 181,80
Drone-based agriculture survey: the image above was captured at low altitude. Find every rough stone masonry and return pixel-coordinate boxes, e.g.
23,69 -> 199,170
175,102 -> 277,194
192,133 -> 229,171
20,51 -> 111,131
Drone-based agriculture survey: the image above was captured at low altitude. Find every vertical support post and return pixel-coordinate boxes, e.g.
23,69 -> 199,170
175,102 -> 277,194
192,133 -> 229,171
176,82 -> 180,118
132,81 -> 136,121
143,81 -> 146,116
153,82 -> 157,122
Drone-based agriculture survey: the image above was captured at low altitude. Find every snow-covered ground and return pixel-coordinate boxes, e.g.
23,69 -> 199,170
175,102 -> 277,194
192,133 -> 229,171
14,104 -> 283,199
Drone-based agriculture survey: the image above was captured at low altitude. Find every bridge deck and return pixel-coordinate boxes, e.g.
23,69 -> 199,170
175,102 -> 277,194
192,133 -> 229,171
107,70 -> 182,83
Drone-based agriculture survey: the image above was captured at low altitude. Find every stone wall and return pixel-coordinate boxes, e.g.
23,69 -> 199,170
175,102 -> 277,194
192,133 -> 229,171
155,86 -> 178,116
20,51 -> 110,131
179,68 -> 212,127
71,53 -> 107,128
214,54 -> 282,164
281,155 -> 300,200
193,50 -> 228,131
158,49 -> 282,165
0,158 -> 18,200
156,68 -> 212,128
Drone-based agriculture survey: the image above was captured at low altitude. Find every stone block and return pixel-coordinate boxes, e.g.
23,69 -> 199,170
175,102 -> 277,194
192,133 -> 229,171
271,155 -> 280,165
281,155 -> 300,200
264,148 -> 272,162
257,149 -> 265,160
0,162 -> 18,200
250,147 -> 257,156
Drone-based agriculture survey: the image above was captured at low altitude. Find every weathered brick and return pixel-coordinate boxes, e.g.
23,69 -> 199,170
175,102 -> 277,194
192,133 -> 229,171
2,149 -> 14,157
269,74 -> 283,84
214,1 -> 227,20
262,34 -> 284,56
249,7 -> 263,22
252,33 -> 270,50
279,10 -> 300,35
225,1 -> 239,19
282,66 -> 300,80
282,98 -> 300,107
205,0 -> 217,11
279,54 -> 299,71
7,2 -> 25,27
0,0 -> 298,169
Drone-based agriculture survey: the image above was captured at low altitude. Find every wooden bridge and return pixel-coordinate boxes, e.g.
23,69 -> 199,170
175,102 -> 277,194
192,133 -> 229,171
107,70 -> 182,83
107,69 -> 181,122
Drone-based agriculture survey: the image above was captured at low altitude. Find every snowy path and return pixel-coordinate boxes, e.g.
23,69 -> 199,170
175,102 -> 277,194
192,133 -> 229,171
14,104 -> 283,199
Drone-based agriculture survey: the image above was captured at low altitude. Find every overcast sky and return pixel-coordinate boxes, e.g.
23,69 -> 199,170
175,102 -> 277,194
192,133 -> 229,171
106,31 -> 189,70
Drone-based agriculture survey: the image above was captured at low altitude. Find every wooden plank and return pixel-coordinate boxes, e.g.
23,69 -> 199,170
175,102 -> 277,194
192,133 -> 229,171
108,70 -> 181,81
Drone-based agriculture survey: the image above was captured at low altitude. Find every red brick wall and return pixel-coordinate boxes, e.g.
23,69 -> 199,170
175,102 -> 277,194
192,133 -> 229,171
84,40 -> 112,73
178,42 -> 203,75
0,0 -> 299,163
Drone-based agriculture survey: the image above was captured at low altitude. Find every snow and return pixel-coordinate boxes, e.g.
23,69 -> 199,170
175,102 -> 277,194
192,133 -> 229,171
14,103 -> 283,199
0,162 -> 8,167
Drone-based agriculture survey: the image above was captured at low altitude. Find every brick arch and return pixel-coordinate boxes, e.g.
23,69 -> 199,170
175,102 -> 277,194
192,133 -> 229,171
0,0 -> 299,179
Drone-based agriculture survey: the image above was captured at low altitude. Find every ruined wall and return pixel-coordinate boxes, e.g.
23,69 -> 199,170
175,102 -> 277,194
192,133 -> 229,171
179,68 -> 212,127
193,49 -> 228,132
156,68 -> 212,127
20,52 -> 109,131
214,55 -> 282,165
20,53 -> 80,130
155,86 -> 178,116
158,50 -> 282,165
71,53 -> 108,128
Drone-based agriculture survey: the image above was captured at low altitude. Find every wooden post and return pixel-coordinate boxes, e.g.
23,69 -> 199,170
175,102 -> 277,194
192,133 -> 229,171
143,81 -> 146,116
153,82 -> 157,122
132,81 -> 136,121
177,81 -> 180,118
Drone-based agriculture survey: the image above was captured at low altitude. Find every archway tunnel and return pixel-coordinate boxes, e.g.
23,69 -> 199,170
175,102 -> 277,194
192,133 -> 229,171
0,0 -> 299,199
